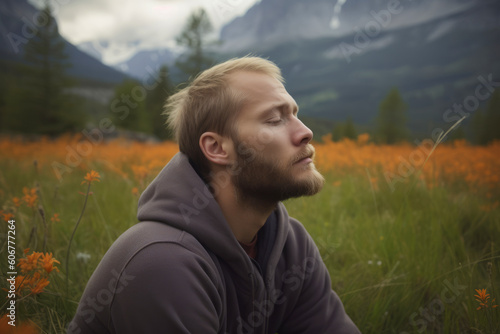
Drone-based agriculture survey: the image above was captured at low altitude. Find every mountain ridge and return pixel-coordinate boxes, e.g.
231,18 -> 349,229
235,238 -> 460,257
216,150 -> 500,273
219,0 -> 476,52
216,0 -> 500,135
0,0 -> 128,84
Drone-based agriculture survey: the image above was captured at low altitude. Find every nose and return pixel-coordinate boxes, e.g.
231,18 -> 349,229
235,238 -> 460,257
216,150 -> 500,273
293,117 -> 313,146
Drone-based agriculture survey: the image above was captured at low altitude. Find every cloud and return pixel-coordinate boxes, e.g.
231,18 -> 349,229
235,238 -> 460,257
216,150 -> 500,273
57,0 -> 192,43
29,0 -> 260,64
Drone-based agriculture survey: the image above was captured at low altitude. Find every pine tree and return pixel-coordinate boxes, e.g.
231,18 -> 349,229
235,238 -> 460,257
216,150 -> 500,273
18,3 -> 83,135
483,89 -> 500,144
471,89 -> 500,145
332,118 -> 357,141
471,109 -> 487,145
110,80 -> 150,133
376,88 -> 408,144
175,8 -> 215,80
343,117 -> 357,140
332,122 -> 343,141
146,65 -> 173,140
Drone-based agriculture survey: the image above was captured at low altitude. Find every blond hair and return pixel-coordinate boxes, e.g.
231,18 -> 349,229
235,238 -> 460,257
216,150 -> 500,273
164,56 -> 283,180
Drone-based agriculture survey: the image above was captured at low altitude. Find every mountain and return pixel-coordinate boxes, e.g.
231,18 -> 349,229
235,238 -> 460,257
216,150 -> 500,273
112,48 -> 176,80
217,0 -> 500,136
75,40 -> 177,80
0,0 -> 127,84
220,0 -> 476,51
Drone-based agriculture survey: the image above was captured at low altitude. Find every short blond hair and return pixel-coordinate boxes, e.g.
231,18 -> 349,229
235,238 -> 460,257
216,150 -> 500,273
164,56 -> 284,180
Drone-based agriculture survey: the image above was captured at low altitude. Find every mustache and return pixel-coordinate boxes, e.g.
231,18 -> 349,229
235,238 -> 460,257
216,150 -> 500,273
292,145 -> 316,165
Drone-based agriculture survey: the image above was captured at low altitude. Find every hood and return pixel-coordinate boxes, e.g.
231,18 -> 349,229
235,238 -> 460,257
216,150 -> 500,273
137,152 -> 290,282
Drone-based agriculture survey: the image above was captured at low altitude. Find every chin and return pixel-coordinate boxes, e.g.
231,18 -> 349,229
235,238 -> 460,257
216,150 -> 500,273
287,169 -> 325,199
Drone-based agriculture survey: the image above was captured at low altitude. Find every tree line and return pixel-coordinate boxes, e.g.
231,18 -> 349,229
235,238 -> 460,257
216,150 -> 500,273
0,5 -> 214,141
0,4 -> 498,145
331,87 -> 500,145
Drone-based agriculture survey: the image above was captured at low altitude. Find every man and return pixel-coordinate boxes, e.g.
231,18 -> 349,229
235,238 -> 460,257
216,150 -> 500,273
69,57 -> 360,333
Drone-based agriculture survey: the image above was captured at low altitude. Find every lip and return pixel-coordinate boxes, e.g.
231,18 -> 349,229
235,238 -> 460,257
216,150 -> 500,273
295,156 -> 313,164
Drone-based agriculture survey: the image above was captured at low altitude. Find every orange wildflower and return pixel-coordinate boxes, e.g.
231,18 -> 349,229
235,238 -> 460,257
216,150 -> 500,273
131,187 -> 139,196
22,187 -> 38,208
2,212 -> 14,222
18,251 -> 42,273
82,170 -> 101,185
39,252 -> 60,274
9,250 -> 59,297
50,213 -> 60,223
23,187 -> 37,197
27,273 -> 50,295
474,288 -> 498,310
12,197 -> 21,207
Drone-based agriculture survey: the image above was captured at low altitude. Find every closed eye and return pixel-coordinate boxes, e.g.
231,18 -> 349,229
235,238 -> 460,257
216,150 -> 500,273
267,118 -> 283,125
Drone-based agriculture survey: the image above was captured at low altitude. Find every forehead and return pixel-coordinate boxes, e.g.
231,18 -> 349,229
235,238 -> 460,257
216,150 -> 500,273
227,71 -> 297,118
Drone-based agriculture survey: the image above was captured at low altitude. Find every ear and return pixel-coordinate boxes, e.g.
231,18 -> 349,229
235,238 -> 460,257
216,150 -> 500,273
199,132 -> 234,166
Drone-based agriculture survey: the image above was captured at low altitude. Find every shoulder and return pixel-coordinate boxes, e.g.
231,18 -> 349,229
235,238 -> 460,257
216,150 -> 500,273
104,221 -> 214,268
84,221 -> 222,299
114,221 -> 206,254
71,222 -> 224,333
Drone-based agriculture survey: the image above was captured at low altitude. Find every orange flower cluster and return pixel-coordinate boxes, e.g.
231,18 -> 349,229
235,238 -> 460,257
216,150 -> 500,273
0,135 -> 498,199
0,135 -> 177,173
50,213 -> 60,223
12,197 -> 21,208
316,135 -> 500,196
1,210 -> 14,222
12,249 -> 60,297
21,187 -> 38,208
1,188 -> 39,217
474,288 -> 498,310
82,170 -> 101,185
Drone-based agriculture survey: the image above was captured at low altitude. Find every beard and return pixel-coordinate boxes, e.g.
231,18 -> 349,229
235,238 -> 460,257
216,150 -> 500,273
231,139 -> 325,206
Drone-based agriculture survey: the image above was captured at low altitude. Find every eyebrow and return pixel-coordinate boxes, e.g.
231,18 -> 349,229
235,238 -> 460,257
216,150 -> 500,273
260,103 -> 299,118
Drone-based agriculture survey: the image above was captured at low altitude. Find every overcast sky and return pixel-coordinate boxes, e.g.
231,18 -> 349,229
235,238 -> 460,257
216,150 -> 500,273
28,0 -> 260,64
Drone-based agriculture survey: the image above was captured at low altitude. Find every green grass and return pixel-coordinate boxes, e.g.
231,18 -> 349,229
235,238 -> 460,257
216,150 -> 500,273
0,159 -> 499,333
286,172 -> 500,333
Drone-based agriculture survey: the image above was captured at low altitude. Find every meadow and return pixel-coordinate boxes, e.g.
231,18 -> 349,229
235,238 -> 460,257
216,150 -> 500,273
0,134 -> 499,333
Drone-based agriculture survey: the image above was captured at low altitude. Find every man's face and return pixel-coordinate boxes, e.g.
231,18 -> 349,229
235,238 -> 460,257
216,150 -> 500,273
227,71 -> 324,204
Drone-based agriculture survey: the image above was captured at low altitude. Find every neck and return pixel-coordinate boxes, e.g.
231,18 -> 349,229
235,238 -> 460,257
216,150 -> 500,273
212,180 -> 276,244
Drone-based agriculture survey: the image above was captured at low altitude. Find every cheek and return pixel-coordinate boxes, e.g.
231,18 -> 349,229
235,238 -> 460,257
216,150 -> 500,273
239,126 -> 275,154
254,127 -> 275,147
239,124 -> 289,157
255,134 -> 284,158
261,129 -> 289,153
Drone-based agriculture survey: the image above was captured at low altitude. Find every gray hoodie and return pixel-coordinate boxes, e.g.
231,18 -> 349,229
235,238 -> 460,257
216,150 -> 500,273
68,152 -> 360,333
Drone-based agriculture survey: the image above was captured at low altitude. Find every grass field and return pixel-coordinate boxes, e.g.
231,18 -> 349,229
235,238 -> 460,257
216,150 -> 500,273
0,135 -> 499,333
